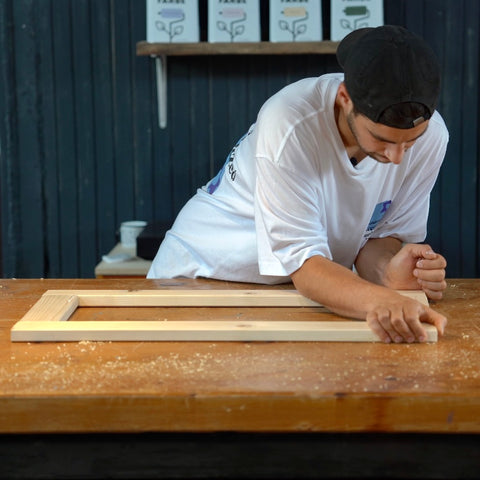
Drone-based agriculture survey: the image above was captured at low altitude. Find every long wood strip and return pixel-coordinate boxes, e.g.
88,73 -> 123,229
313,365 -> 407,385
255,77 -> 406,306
40,289 -> 428,307
10,319 -> 438,343
43,289 -> 324,307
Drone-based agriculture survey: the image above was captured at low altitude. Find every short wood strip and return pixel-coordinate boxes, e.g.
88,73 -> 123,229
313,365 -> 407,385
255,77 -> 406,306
10,320 -> 438,343
18,294 -> 78,322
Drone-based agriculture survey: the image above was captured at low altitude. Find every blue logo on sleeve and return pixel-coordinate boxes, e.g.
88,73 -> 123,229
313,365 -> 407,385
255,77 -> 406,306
367,200 -> 392,231
206,164 -> 225,194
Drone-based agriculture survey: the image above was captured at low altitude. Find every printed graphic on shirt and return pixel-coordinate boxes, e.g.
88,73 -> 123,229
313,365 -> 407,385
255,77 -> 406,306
206,130 -> 250,194
364,200 -> 392,237
205,163 -> 225,194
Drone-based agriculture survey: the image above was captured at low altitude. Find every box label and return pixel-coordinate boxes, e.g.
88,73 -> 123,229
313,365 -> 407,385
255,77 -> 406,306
269,0 -> 323,42
146,0 -> 199,43
330,0 -> 384,41
208,0 -> 261,42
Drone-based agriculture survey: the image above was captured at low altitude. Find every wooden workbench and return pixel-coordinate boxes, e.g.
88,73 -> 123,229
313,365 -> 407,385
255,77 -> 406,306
1,278 -> 479,479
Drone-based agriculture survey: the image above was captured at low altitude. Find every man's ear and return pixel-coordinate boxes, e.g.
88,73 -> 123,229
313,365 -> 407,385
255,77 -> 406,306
337,82 -> 353,110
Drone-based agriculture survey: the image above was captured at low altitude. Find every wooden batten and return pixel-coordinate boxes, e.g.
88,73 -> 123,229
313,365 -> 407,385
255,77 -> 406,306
10,289 -> 436,343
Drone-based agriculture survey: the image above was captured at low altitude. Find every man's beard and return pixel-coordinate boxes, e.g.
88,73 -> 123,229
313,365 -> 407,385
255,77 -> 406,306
346,111 -> 390,164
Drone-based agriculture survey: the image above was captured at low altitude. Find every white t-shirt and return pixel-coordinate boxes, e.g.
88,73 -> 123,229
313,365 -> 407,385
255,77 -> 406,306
148,73 -> 449,284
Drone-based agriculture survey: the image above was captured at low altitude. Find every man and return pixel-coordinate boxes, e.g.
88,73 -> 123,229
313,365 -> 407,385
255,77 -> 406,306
148,25 -> 449,344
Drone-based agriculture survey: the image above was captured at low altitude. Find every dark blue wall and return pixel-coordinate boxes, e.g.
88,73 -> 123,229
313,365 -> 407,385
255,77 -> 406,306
0,0 -> 479,278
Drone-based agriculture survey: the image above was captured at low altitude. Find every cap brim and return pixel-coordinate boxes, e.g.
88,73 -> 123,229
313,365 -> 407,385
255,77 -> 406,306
336,28 -> 374,69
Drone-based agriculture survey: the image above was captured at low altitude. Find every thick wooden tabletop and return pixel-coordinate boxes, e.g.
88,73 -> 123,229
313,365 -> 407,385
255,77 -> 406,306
0,278 -> 479,434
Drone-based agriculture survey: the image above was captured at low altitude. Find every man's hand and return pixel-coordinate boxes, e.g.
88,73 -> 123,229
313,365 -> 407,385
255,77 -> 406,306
292,254 -> 448,343
383,243 -> 447,300
365,293 -> 447,343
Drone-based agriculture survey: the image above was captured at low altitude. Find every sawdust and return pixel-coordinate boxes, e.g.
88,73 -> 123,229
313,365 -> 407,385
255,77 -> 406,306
2,321 -> 480,396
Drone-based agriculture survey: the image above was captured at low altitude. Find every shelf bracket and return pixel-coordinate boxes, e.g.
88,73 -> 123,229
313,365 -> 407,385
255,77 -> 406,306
154,54 -> 167,129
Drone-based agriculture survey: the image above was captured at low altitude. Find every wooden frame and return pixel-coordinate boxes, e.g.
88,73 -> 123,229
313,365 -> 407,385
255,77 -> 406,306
10,289 -> 437,343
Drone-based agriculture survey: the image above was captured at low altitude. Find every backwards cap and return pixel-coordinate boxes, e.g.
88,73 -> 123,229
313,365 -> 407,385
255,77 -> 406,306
336,25 -> 441,128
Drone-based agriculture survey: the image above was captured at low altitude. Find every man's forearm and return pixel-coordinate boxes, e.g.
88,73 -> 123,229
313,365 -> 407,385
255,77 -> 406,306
354,237 -> 403,286
290,254 -> 400,320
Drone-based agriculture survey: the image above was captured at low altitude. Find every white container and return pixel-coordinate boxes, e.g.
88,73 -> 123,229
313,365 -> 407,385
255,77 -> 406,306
146,0 -> 199,43
269,0 -> 323,42
208,0 -> 260,42
330,0 -> 384,41
120,221 -> 147,248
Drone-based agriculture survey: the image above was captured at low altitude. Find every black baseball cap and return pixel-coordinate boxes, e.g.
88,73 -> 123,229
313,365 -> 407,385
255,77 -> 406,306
337,25 -> 441,128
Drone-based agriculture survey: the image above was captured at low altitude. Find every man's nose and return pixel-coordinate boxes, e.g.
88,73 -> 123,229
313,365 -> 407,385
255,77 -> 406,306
384,144 -> 406,164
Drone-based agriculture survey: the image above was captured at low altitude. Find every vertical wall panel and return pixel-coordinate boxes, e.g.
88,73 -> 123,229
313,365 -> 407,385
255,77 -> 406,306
71,0 -> 97,278
52,0 -> 80,277
419,1 -> 442,258
0,0 -> 479,278
91,0 -> 116,258
460,0 -> 480,276
131,1 -> 155,223
0,0 -> 18,276
169,61 -> 193,214
14,0 -> 46,276
112,0 -> 138,227
438,1 -> 463,276
152,73 -> 172,223
246,58 -> 268,131
227,56 -> 250,143
189,57 -> 212,186
38,0 -> 60,277
209,58 -> 233,175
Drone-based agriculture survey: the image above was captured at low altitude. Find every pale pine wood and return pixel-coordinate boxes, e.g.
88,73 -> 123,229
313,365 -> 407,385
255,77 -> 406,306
40,288 -> 428,307
42,289 -> 324,307
18,294 -> 78,322
10,289 -> 435,343
10,319 -> 438,343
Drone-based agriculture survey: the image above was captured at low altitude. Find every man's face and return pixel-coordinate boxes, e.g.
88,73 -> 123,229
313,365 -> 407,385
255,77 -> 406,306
346,109 -> 429,165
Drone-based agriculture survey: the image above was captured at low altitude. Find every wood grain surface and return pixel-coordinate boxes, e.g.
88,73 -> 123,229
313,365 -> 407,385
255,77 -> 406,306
136,41 -> 339,56
0,278 -> 479,434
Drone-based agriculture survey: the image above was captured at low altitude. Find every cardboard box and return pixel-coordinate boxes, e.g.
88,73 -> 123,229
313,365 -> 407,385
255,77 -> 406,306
269,0 -> 323,42
208,0 -> 261,42
330,0 -> 384,41
146,0 -> 199,43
